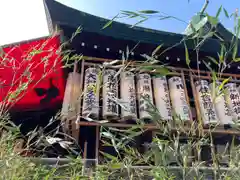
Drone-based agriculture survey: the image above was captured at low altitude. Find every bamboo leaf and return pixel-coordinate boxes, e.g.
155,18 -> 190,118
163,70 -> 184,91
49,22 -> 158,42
155,67 -> 170,76
218,77 -> 231,91
184,42 -> 190,66
223,8 -> 229,18
121,10 -> 139,16
216,5 -> 222,18
203,60 -> 212,71
100,152 -> 118,161
207,15 -> 218,26
110,163 -> 123,169
138,10 -> 159,14
159,16 -> 172,20
206,56 -> 218,65
152,44 -> 163,56
103,59 -> 120,66
219,43 -> 226,63
233,58 -> 240,62
102,14 -> 119,29
131,18 -> 148,28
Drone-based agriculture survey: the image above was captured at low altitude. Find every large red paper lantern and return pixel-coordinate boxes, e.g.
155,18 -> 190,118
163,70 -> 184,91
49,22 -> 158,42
0,35 -> 65,111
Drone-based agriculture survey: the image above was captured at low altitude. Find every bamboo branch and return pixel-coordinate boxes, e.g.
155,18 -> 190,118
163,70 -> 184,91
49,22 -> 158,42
200,0 -> 209,14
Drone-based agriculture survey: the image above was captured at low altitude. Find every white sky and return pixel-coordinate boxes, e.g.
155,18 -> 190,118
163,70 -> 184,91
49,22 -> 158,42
0,0 -> 49,46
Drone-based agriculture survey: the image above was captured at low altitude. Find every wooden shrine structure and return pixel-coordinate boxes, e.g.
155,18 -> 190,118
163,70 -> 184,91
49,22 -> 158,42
43,0 -> 240,165
3,0 -> 240,172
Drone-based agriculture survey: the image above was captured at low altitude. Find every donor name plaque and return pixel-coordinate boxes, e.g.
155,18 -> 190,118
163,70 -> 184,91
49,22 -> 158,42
120,71 -> 137,120
168,76 -> 190,121
225,83 -> 240,122
137,73 -> 154,120
195,80 -> 218,125
102,69 -> 119,119
209,82 -> 233,125
152,76 -> 172,121
82,68 -> 100,118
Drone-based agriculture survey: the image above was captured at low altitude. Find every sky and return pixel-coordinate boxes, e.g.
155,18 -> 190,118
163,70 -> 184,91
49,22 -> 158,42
0,0 -> 239,46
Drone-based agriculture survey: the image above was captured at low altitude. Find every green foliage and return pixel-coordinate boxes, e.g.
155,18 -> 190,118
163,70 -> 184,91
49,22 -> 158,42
1,1 -> 240,180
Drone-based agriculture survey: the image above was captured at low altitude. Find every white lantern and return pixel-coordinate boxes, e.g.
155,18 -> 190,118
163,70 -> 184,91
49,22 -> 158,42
120,71 -> 137,120
225,83 -> 240,122
168,76 -> 190,121
102,69 -> 119,119
137,73 -> 154,120
152,76 -> 172,121
195,80 -> 218,125
82,68 -> 100,118
61,72 -> 81,141
61,72 -> 81,118
209,82 -> 233,125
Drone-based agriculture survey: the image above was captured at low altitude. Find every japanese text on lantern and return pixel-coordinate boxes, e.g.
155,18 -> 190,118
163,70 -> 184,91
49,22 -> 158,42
82,68 -> 100,117
195,80 -> 218,124
163,80 -> 172,118
120,71 -> 137,119
209,82 -> 233,125
102,69 -> 118,118
174,77 -> 189,116
225,83 -> 240,121
153,76 -> 172,120
137,73 -> 154,119
168,76 -> 189,121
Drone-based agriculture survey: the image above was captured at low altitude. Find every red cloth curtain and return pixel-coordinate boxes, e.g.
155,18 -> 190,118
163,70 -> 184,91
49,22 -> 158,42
0,35 -> 65,110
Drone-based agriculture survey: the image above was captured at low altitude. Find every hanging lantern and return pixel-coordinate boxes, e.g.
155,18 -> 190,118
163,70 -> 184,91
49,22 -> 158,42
137,73 -> 154,120
152,76 -> 172,121
82,68 -> 100,119
225,83 -> 240,122
102,69 -> 119,120
61,72 -> 81,141
168,76 -> 190,121
195,80 -> 218,125
120,71 -> 137,120
209,82 -> 233,125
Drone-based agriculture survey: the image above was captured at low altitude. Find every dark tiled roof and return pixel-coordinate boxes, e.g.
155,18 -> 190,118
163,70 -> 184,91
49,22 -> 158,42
44,0 -> 239,55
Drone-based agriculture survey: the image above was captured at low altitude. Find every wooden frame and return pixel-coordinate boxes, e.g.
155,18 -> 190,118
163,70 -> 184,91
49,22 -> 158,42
59,56 -> 240,165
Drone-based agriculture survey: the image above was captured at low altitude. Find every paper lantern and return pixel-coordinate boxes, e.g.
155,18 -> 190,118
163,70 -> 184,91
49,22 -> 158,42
120,71 -> 137,120
61,72 -> 81,140
102,69 -> 119,119
152,76 -> 172,121
195,80 -> 218,125
168,76 -> 190,121
82,68 -> 100,118
137,73 -> 154,120
225,83 -> 240,122
209,82 -> 233,125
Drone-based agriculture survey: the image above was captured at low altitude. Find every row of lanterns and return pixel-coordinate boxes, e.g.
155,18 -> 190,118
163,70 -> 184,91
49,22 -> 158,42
82,68 -> 190,122
77,67 -> 240,125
